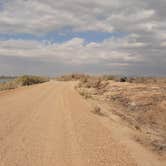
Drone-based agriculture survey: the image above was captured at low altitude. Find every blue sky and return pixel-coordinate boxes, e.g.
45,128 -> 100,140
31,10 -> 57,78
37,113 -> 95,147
0,31 -> 127,43
0,0 -> 166,76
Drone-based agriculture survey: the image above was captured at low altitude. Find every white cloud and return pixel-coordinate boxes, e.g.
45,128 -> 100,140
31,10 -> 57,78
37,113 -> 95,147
0,0 -> 163,34
0,0 -> 166,75
0,36 -> 144,66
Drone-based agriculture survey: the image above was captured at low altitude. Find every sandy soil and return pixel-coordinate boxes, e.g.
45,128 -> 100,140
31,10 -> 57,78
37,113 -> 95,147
0,81 -> 165,166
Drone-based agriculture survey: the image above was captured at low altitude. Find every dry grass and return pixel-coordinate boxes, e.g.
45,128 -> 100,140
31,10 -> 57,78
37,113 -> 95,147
15,75 -> 49,86
78,90 -> 92,99
56,74 -> 90,81
0,81 -> 18,91
103,75 -> 166,84
77,75 -> 166,155
0,75 -> 49,91
78,76 -> 109,91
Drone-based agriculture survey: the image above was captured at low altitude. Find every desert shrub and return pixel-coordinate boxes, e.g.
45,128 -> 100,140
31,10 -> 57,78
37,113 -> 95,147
78,75 -> 109,92
80,77 -> 101,88
15,75 -> 49,86
79,90 -> 91,99
102,75 -> 128,82
119,76 -> 127,82
0,81 -> 17,91
93,106 -> 101,114
0,75 -> 49,91
124,77 -> 165,84
102,75 -> 163,84
57,74 -> 90,81
56,75 -> 72,81
79,76 -> 88,83
102,75 -> 117,81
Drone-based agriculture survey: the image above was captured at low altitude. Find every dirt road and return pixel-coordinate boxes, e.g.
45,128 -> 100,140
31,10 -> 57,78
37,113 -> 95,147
0,81 -> 164,166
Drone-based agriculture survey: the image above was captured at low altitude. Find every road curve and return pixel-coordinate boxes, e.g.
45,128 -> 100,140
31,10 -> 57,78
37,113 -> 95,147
0,81 -> 137,166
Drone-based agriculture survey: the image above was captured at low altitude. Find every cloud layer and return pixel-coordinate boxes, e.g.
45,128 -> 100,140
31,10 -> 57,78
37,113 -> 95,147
0,0 -> 166,76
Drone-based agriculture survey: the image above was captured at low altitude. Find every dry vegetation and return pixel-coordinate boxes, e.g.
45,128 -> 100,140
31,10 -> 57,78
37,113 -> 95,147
72,74 -> 166,155
0,75 -> 49,91
56,73 -> 91,81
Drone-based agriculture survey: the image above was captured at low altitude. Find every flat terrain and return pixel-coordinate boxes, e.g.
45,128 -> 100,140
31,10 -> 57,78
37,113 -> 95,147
0,81 -> 165,166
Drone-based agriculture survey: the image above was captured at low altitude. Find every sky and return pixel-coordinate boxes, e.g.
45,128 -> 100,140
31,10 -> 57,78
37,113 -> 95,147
0,0 -> 166,76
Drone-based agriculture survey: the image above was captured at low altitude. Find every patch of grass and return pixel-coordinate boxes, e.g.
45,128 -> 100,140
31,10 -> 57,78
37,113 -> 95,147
102,75 -> 166,84
134,134 -> 166,154
56,74 -> 90,81
15,75 -> 49,86
0,75 -> 49,91
79,90 -> 91,99
0,81 -> 17,91
102,75 -> 117,81
57,74 -> 166,85
79,77 -> 108,89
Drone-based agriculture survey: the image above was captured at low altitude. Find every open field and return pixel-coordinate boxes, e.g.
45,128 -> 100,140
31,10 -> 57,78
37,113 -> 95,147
0,79 -> 165,166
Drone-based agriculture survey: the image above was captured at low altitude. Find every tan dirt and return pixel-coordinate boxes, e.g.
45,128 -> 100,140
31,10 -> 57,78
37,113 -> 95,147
0,81 -> 165,166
